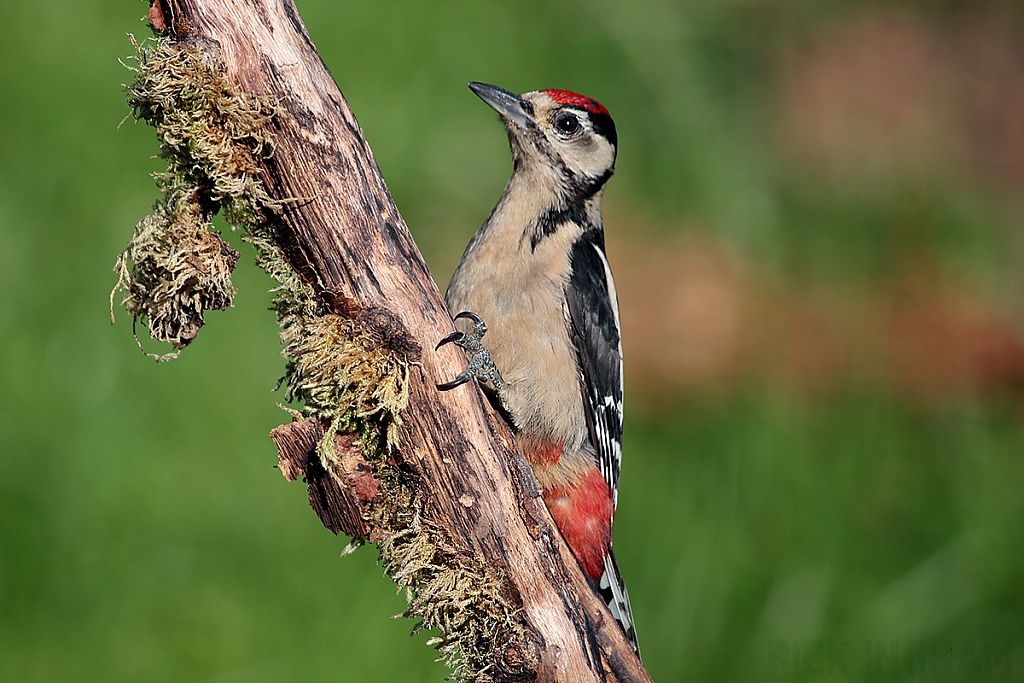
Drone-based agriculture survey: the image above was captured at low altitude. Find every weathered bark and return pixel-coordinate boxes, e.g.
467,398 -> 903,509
153,2 -> 651,681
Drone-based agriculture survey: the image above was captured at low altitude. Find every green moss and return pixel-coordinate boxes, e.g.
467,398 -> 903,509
242,226 -> 412,465
125,36 -> 279,209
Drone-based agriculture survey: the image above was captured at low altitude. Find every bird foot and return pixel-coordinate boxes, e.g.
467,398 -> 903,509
435,311 -> 506,392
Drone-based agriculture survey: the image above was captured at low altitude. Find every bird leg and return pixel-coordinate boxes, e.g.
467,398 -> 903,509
435,311 -> 506,392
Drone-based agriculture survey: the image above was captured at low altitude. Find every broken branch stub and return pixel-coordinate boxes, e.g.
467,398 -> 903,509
119,1 -> 652,681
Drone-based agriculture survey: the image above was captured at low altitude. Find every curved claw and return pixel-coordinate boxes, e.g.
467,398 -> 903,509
434,310 -> 495,392
453,310 -> 485,325
436,373 -> 473,391
454,310 -> 487,337
435,330 -> 466,351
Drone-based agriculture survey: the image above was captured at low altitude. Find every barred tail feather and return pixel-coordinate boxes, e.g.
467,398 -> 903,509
598,549 -> 640,656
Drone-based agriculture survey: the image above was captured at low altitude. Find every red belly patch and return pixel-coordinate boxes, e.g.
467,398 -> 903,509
523,438 -> 563,466
543,467 -> 613,580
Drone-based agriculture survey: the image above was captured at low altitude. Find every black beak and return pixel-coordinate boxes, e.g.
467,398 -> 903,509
468,82 -> 535,129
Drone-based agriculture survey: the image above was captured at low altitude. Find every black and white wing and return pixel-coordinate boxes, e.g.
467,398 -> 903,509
566,230 -> 623,504
566,229 -> 639,655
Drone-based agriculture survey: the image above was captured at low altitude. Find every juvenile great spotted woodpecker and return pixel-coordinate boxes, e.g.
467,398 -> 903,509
437,82 -> 638,653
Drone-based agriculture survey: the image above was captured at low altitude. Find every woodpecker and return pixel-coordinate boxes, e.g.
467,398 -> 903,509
437,82 -> 638,653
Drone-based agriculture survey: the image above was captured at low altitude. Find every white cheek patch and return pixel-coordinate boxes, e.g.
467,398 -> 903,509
556,133 -> 615,179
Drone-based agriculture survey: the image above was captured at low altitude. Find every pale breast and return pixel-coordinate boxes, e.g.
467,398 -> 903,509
446,221 -> 592,464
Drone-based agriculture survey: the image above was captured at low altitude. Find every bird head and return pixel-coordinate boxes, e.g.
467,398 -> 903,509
469,82 -> 617,186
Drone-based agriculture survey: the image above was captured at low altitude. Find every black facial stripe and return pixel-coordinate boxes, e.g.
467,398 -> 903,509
587,111 -> 617,149
529,167 -> 614,250
532,205 -> 592,250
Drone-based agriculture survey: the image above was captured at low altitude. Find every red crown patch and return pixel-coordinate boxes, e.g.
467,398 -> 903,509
540,89 -> 610,117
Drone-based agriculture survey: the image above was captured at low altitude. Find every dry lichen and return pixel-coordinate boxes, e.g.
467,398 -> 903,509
113,33 -> 518,682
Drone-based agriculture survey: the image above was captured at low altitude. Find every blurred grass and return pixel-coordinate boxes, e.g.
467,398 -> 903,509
1,0 -> 1023,681
620,392 -> 1024,681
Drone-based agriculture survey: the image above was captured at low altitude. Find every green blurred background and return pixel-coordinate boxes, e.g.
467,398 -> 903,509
2,1 -> 1024,681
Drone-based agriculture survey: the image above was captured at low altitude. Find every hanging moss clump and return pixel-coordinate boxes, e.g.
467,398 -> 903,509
112,196 -> 238,354
111,35 -> 281,358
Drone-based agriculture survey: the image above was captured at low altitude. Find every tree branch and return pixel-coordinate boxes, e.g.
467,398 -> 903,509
133,1 -> 651,681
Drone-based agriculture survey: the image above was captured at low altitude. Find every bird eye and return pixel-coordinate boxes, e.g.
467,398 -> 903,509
554,112 -> 581,135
